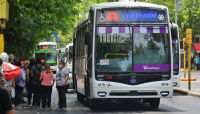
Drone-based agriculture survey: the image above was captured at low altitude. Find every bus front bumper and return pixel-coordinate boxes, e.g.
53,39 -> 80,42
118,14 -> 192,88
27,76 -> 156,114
90,81 -> 173,99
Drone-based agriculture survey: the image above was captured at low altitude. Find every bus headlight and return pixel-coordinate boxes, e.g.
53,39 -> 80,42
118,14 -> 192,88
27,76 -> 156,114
160,91 -> 169,96
98,92 -> 107,97
162,75 -> 169,78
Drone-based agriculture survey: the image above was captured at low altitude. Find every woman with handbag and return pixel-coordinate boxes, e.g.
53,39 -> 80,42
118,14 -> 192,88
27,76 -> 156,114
0,53 -> 15,92
14,61 -> 26,110
40,64 -> 55,111
56,61 -> 69,111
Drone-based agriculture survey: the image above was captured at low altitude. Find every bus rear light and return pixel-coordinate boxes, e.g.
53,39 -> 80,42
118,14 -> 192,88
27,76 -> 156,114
160,91 -> 169,96
98,92 -> 107,97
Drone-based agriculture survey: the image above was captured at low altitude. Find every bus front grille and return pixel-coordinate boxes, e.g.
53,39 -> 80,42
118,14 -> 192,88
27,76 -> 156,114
109,91 -> 157,96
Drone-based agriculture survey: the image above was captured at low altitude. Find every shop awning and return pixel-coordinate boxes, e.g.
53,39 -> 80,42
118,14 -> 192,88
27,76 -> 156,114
193,43 -> 200,53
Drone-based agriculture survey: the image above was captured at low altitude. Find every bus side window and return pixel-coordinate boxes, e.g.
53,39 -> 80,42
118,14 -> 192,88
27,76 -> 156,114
89,10 -> 94,31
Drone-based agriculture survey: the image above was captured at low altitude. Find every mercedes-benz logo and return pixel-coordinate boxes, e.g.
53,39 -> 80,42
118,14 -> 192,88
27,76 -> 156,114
130,73 -> 136,79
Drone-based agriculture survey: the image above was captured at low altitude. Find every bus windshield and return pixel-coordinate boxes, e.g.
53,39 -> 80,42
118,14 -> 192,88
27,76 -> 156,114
96,26 -> 169,72
35,50 -> 57,65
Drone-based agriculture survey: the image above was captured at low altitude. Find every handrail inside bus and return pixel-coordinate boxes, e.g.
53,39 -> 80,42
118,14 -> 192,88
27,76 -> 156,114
105,53 -> 131,59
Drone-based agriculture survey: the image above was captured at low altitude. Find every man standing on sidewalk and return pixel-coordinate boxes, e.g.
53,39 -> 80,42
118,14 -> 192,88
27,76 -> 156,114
195,56 -> 199,71
31,58 -> 45,109
191,56 -> 195,70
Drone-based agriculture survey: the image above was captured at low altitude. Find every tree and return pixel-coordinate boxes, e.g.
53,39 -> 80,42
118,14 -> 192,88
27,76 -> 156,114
146,0 -> 200,43
5,0 -> 81,59
4,0 -> 118,59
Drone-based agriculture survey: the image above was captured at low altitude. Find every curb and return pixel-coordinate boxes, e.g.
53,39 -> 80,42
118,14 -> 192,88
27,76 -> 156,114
180,78 -> 196,81
174,89 -> 200,98
173,89 -> 188,95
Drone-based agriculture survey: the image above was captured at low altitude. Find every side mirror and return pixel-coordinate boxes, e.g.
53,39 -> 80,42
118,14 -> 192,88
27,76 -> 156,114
171,23 -> 178,40
84,31 -> 92,45
180,40 -> 183,49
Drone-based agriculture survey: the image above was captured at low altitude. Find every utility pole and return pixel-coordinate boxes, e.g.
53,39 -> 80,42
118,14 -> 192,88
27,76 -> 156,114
0,0 -> 9,54
175,0 -> 177,24
175,0 -> 182,24
183,38 -> 187,78
186,29 -> 192,90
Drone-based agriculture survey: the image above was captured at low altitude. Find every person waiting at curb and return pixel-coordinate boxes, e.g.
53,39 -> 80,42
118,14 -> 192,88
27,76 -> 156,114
0,71 -> 14,114
14,61 -> 26,110
40,64 -> 55,111
56,61 -> 69,111
30,57 -> 45,109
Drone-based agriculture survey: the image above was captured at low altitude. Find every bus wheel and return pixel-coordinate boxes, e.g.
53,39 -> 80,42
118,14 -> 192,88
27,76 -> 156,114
77,92 -> 84,102
149,98 -> 160,108
90,99 -> 101,109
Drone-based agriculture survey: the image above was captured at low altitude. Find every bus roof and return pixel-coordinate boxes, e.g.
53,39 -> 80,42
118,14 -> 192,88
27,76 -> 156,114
91,2 -> 168,10
38,42 -> 57,45
74,2 -> 168,28
66,43 -> 73,48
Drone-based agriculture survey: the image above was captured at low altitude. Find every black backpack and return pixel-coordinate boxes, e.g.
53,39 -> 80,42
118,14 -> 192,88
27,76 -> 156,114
33,65 -> 42,82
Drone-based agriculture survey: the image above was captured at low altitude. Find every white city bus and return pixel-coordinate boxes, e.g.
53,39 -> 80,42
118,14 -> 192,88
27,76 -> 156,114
73,2 -> 177,108
58,48 -> 66,61
34,42 -> 58,74
171,24 -> 181,87
65,43 -> 73,68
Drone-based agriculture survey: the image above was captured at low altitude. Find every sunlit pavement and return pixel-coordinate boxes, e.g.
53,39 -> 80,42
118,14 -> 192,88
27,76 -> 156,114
14,72 -> 200,114
174,71 -> 200,98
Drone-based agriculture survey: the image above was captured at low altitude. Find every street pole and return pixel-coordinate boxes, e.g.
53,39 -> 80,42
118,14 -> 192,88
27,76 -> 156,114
188,44 -> 191,90
184,47 -> 186,78
0,0 -> 9,54
0,34 -> 4,54
183,38 -> 187,78
186,29 -> 192,90
175,0 -> 177,24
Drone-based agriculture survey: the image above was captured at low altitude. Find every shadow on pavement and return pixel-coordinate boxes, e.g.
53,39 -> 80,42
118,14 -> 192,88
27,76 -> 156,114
84,99 -> 185,113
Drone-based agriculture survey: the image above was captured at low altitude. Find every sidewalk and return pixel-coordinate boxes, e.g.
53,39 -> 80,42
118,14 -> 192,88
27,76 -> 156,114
174,71 -> 200,98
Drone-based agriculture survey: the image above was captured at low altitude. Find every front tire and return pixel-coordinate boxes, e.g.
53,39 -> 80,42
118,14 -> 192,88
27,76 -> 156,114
149,98 -> 160,108
77,92 -> 85,102
89,99 -> 102,109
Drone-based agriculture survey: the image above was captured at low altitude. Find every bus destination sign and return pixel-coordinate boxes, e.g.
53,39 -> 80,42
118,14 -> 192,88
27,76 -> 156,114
97,9 -> 167,24
37,45 -> 56,50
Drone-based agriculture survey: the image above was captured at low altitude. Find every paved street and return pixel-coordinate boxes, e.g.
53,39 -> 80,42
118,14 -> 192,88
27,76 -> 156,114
14,71 -> 200,114
174,71 -> 200,97
14,92 -> 200,114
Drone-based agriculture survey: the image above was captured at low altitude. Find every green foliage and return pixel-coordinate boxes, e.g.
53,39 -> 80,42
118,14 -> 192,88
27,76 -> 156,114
4,0 -> 117,59
5,0 -> 81,59
146,0 -> 200,42
57,33 -> 73,48
147,39 -> 160,50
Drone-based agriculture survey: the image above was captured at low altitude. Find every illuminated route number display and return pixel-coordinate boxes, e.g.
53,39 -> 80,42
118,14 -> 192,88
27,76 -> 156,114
37,45 -> 56,50
97,9 -> 167,24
